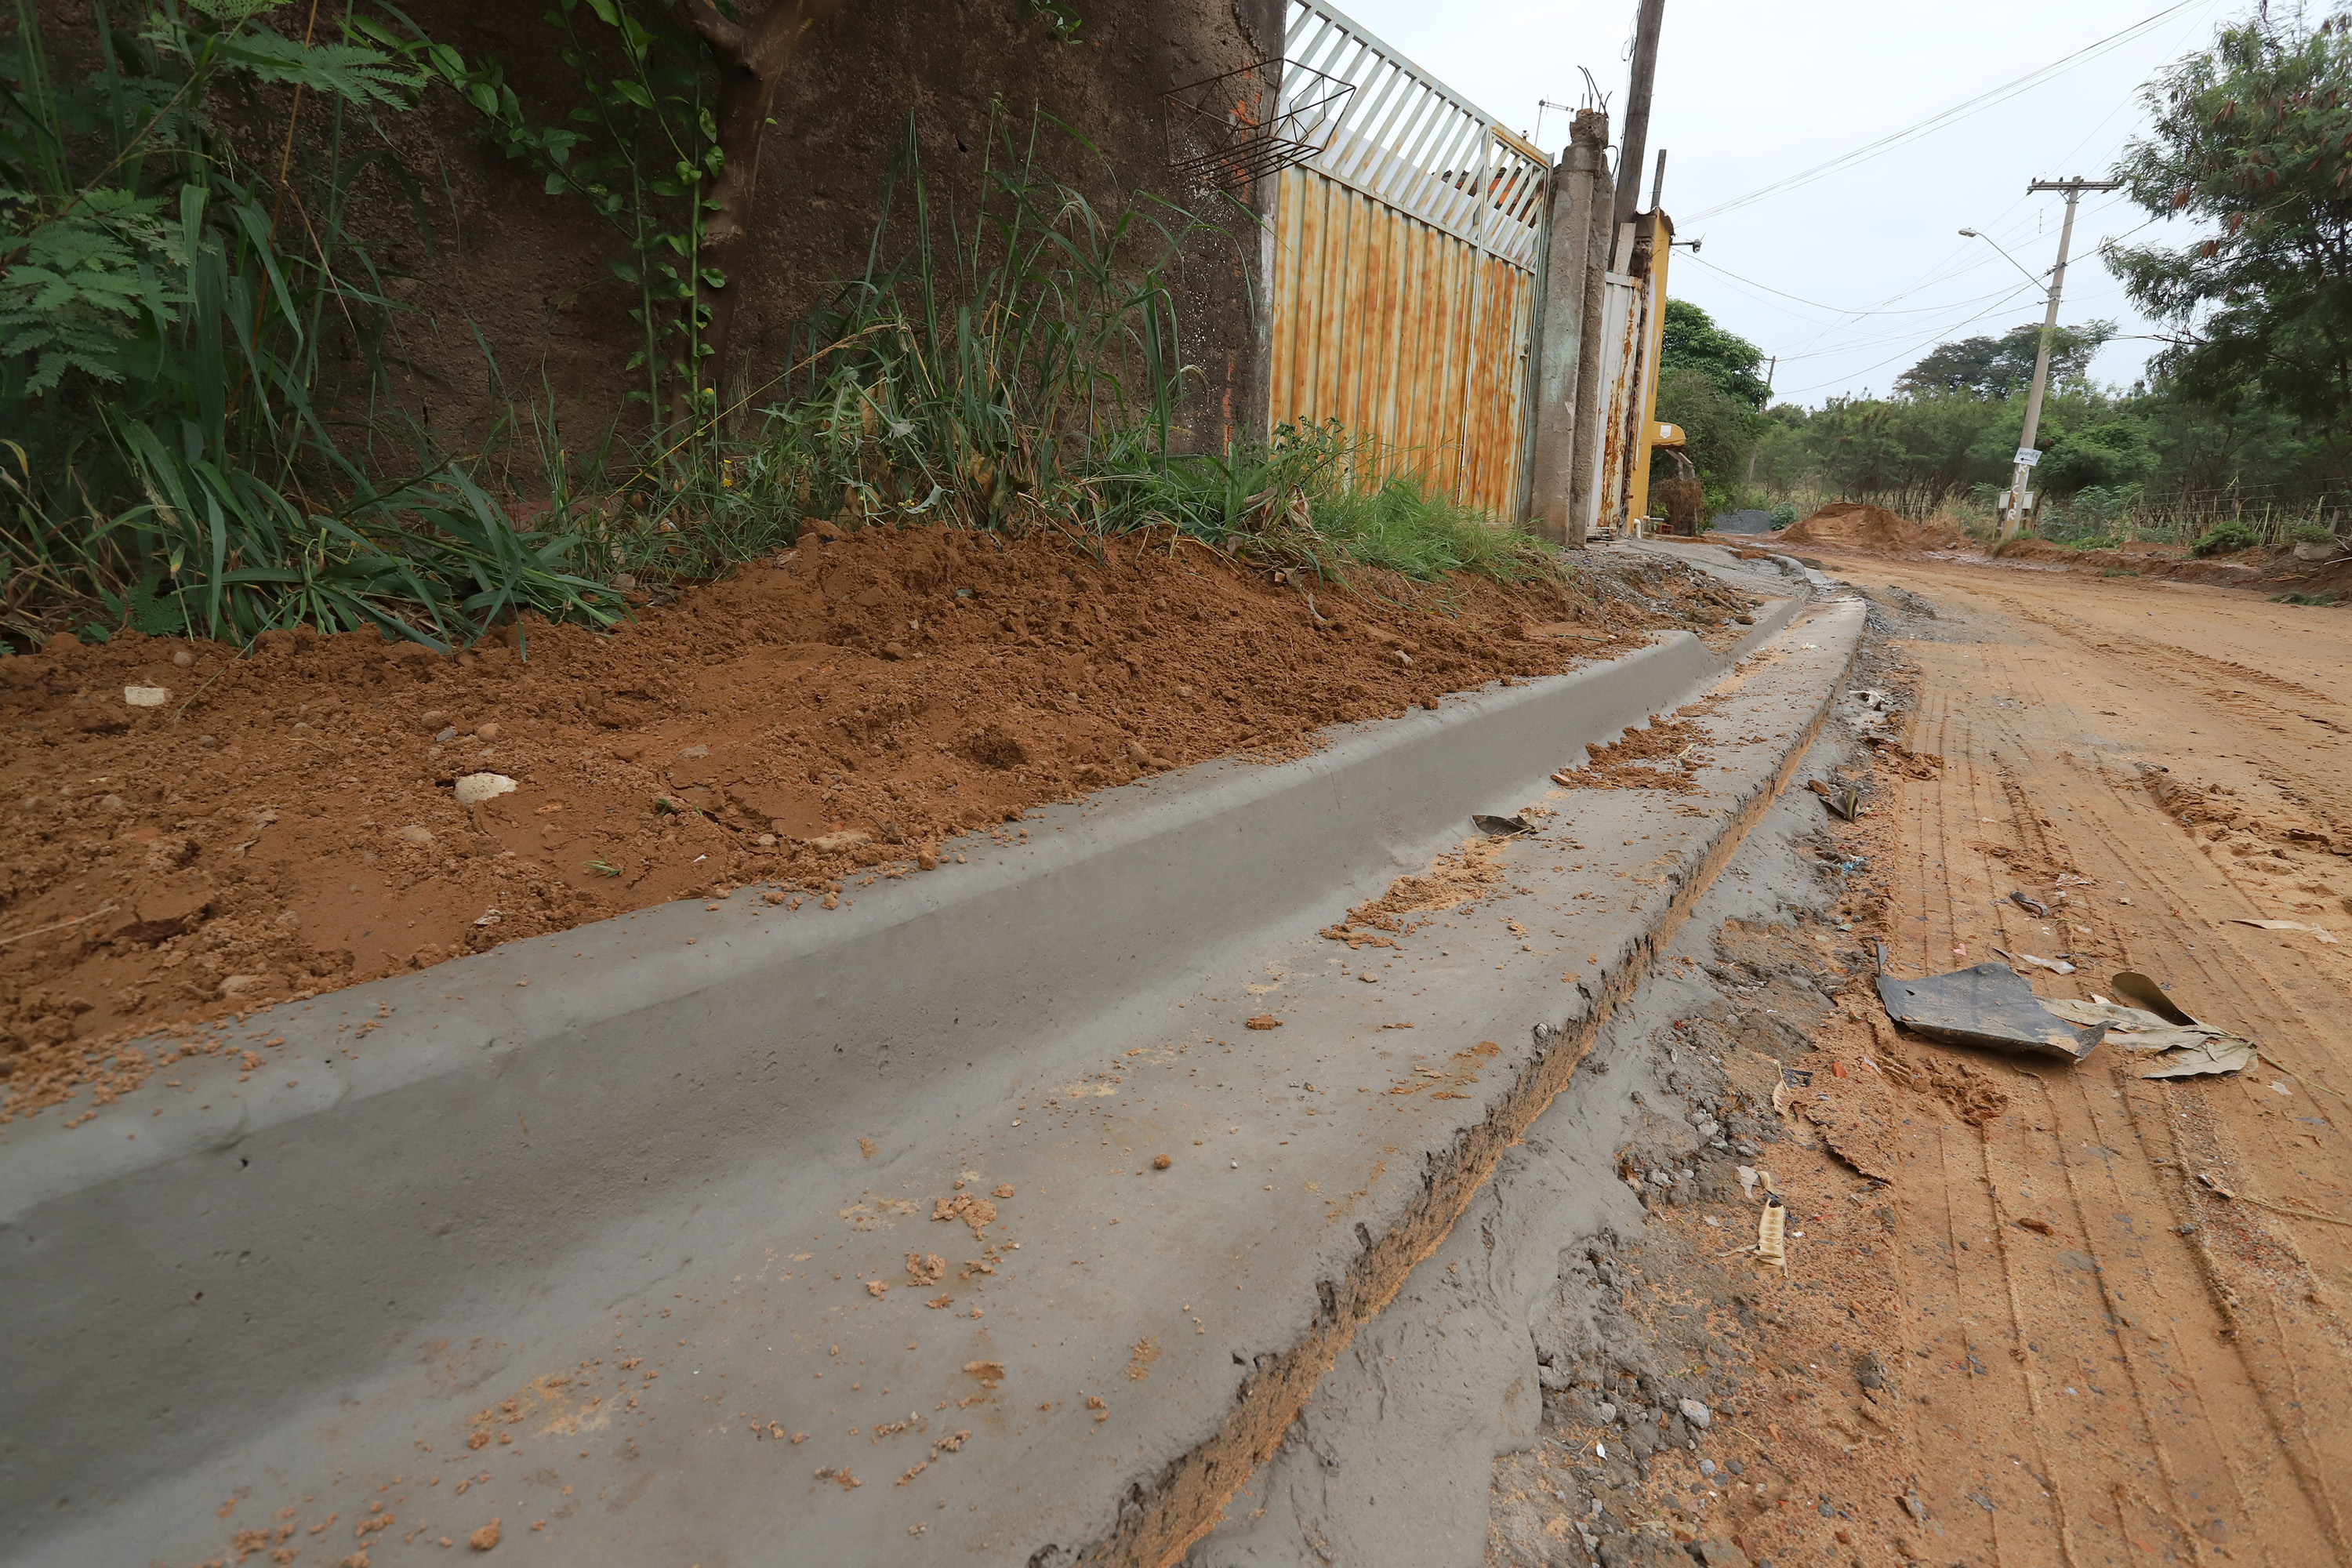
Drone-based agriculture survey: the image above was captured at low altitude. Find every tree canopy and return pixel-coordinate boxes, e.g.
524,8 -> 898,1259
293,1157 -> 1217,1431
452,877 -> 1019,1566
1658,298 -> 1771,408
1893,321 -> 2113,400
2108,11 -> 2352,430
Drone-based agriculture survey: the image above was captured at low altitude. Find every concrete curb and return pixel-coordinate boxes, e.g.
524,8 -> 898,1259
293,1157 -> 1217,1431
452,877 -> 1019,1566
2,595 -> 1809,1555
1097,602 -> 1865,1566
1190,707 -> 1865,1568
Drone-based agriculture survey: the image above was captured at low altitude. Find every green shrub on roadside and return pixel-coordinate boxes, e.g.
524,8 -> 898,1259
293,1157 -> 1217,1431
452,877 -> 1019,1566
2285,521 -> 2339,547
2,0 -> 618,651
2191,520 -> 2261,557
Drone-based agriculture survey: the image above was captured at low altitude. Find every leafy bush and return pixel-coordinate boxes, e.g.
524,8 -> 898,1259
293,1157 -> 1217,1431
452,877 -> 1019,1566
2191,520 -> 2261,557
2285,521 -> 2339,546
1769,501 -> 1798,528
2039,423 -> 2157,492
2,0 -> 615,648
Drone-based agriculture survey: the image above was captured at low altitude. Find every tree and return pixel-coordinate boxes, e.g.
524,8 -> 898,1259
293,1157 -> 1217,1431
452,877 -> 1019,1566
1658,298 -> 1769,408
1653,366 -> 1762,512
2038,420 -> 2157,491
2108,12 -> 2352,431
1893,321 -> 2112,400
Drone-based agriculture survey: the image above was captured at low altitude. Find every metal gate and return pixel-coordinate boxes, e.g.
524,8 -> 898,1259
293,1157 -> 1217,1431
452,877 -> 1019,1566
1591,214 -> 1672,534
1267,2 -> 1549,516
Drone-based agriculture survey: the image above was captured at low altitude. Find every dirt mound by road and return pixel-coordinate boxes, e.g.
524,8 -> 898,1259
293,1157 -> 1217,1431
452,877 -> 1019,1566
1779,501 -> 1959,552
0,530 -> 1757,1118
1994,535 -> 2352,597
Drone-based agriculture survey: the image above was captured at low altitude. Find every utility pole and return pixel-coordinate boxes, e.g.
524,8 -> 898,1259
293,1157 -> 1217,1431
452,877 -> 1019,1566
1613,0 -> 1666,232
1745,354 -> 1776,488
2002,176 -> 2121,539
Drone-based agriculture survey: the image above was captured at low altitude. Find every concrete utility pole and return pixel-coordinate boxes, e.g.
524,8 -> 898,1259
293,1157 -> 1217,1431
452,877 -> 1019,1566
1745,354 -> 1775,486
1999,176 -> 2120,539
1613,0 -> 1666,233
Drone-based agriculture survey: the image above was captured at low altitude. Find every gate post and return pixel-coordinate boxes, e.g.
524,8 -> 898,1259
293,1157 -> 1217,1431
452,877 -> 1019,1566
1523,111 -> 1610,546
1566,125 -> 1616,546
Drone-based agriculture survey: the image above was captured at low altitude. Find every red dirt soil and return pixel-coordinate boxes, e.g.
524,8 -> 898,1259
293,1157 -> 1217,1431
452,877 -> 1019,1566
1989,535 -> 2352,595
1749,503 -> 2351,598
1,528 -> 1759,1120
1776,501 -> 1959,552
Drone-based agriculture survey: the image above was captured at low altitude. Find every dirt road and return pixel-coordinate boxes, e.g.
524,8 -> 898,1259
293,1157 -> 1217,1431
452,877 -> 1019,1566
1803,555 -> 2351,1566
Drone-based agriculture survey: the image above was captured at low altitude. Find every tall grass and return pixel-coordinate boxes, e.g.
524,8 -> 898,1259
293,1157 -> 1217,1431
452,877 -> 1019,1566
1755,474 -> 2347,553
528,114 -> 1552,591
5,21 -> 1540,654
1,0 -> 615,649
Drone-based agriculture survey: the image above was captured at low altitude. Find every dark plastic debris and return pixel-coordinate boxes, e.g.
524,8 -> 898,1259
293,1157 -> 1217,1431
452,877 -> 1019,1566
1876,962 -> 2106,1062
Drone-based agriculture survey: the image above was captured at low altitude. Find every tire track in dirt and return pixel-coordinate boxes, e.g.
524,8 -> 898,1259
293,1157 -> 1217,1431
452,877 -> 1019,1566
1826,560 -> 2352,1566
1968,633 -> 2267,1563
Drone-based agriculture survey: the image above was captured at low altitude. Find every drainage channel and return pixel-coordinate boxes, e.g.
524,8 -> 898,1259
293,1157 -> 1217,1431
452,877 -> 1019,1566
2,586 -> 1857,1568
1189,674 -> 1872,1568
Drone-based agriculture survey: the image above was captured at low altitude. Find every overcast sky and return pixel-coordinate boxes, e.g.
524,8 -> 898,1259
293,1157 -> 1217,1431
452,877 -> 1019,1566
1335,0 -> 2238,407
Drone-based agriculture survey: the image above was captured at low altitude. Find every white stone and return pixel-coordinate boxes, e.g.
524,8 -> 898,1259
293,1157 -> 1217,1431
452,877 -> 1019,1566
1679,1398 -> 1711,1428
454,772 -> 517,804
124,685 -> 170,707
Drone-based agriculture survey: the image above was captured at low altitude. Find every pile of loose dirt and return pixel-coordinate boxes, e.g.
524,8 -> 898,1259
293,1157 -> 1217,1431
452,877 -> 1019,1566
1550,714 -> 1711,792
0,528 -> 1756,1118
1318,833 -> 1519,949
1777,501 -> 1959,553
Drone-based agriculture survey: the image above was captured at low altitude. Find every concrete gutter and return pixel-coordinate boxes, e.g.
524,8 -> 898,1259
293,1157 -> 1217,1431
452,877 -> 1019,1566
1192,712 -> 1864,1567
2,587 -> 1857,1567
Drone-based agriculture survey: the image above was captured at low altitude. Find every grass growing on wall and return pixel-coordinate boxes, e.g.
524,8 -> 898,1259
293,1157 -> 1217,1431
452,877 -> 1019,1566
2,13 -> 1542,652
1,0 -> 619,650
512,114 -> 1552,593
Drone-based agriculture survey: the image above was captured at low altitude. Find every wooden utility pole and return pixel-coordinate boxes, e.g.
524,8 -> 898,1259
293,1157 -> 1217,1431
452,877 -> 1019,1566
2001,176 -> 2120,539
1613,0 -> 1666,233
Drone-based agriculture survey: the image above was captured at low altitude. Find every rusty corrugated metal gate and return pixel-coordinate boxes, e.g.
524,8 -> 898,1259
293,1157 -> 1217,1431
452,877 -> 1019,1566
1592,213 -> 1672,533
1269,2 -> 1550,517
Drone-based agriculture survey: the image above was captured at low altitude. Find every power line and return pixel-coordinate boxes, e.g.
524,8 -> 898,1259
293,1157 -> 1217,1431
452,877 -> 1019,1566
1681,0 -> 2219,223
1692,191 -> 2150,370
1679,252 -> 2037,322
1779,280 -> 2048,397
1701,190 -> 2142,368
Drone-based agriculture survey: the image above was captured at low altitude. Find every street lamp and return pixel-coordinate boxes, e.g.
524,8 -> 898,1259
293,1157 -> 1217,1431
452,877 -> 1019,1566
1958,228 -> 2048,294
